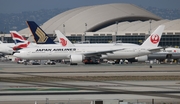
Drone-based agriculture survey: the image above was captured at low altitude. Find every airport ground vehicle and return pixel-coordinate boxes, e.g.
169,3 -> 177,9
24,60 -> 40,65
31,61 -> 40,65
107,60 -> 115,64
44,60 -> 56,65
17,59 -> 25,64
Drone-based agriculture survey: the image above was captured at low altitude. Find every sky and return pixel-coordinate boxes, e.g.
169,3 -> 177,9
0,0 -> 180,13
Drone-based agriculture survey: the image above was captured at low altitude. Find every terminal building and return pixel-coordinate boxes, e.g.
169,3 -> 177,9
1,3 -> 180,47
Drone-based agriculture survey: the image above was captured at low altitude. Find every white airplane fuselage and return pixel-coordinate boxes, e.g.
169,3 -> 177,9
0,44 -> 14,55
102,48 -> 151,59
134,47 -> 180,62
14,45 -> 153,60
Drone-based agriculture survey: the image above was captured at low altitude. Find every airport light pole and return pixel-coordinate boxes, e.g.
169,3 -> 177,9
116,21 -> 118,35
149,20 -> 152,35
113,21 -> 118,42
145,20 -> 152,40
63,24 -> 65,35
2,27 -> 6,42
82,23 -> 87,42
85,23 -> 87,32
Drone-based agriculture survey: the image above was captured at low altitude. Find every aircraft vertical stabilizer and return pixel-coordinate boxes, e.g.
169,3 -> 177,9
26,21 -> 56,44
141,25 -> 165,47
55,30 -> 74,47
10,31 -> 30,50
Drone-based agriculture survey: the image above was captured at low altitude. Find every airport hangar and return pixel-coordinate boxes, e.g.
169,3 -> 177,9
2,3 -> 180,47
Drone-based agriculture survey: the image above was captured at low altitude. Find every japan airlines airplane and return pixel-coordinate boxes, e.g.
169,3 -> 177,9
55,28 -> 165,60
129,47 -> 180,62
148,47 -> 180,60
55,30 -> 180,62
13,25 -> 165,64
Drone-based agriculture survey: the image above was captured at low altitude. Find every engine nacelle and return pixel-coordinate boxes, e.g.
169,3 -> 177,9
100,55 -> 108,59
127,55 -> 148,63
135,55 -> 148,62
70,54 -> 84,63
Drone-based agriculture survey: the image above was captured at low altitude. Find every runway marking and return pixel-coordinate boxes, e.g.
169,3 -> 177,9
1,88 -> 78,91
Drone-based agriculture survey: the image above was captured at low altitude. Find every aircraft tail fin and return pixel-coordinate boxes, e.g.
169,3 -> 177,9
141,25 -> 165,47
26,21 -> 56,44
10,31 -> 30,50
0,41 -> 4,44
10,31 -> 27,44
55,30 -> 74,47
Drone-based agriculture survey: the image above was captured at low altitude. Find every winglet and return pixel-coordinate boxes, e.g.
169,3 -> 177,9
55,30 -> 74,47
141,25 -> 165,47
26,21 -> 56,44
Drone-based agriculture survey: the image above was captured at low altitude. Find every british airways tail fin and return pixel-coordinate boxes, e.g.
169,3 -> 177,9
10,31 -> 30,50
141,25 -> 165,47
55,30 -> 74,47
10,31 -> 26,44
26,21 -> 56,44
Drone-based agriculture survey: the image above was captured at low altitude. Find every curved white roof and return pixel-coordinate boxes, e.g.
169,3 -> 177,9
19,3 -> 161,34
18,3 -> 180,37
98,19 -> 180,35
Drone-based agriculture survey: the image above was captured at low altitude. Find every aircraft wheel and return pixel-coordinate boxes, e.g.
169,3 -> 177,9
70,63 -> 77,65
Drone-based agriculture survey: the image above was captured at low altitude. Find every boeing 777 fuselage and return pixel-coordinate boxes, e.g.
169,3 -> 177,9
14,45 -> 156,63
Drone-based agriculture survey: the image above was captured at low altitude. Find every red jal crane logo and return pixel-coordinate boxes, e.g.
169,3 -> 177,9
150,34 -> 160,44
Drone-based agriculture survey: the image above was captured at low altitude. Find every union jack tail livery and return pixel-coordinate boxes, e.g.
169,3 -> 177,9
141,25 -> 165,47
10,31 -> 30,50
26,21 -> 56,44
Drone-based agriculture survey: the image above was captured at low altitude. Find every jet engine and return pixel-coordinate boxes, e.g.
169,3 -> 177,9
127,55 -> 148,63
135,55 -> 148,62
70,54 -> 84,64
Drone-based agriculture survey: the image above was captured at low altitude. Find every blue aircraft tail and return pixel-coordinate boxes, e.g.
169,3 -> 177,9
26,21 -> 55,44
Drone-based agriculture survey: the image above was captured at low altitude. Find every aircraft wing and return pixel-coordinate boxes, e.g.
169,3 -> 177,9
83,48 -> 124,57
148,47 -> 163,53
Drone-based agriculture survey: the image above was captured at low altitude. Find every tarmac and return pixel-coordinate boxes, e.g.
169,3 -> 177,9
0,61 -> 180,103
